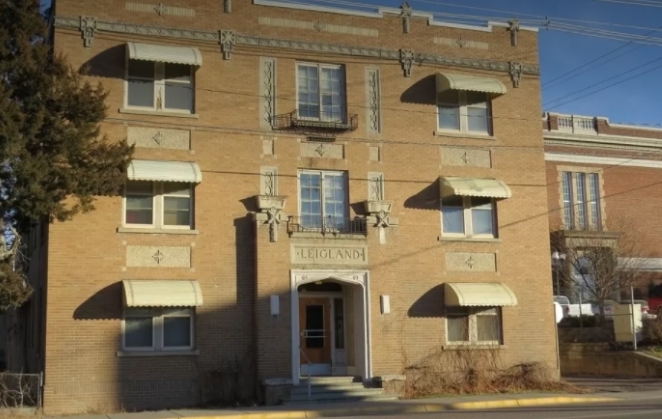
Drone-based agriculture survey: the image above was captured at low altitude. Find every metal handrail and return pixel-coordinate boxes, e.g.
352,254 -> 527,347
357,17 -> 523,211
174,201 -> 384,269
299,345 -> 312,398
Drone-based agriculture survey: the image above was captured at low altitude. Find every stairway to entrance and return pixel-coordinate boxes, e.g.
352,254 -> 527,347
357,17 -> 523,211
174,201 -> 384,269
283,376 -> 399,405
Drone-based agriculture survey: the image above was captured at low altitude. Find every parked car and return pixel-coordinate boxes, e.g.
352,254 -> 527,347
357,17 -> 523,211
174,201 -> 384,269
554,295 -> 593,318
648,284 -> 662,314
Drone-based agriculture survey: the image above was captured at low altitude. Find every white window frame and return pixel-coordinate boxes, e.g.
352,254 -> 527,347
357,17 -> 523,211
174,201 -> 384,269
437,90 -> 492,135
123,181 -> 193,230
296,62 -> 346,123
122,307 -> 195,352
445,307 -> 502,346
297,170 -> 349,226
124,59 -> 194,114
440,196 -> 497,238
561,171 -> 602,230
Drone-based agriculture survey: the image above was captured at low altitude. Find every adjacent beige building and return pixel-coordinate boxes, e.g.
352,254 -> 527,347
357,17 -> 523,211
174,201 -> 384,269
13,0 -> 557,414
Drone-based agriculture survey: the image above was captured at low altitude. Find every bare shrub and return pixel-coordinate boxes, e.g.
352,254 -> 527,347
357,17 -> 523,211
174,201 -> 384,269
643,318 -> 662,344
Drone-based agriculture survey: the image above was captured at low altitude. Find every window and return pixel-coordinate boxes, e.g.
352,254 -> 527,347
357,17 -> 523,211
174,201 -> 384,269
127,60 -> 194,113
446,307 -> 501,345
438,90 -> 492,135
299,170 -> 348,230
297,63 -> 346,122
123,308 -> 194,351
124,181 -> 193,229
561,171 -> 602,230
441,196 -> 497,238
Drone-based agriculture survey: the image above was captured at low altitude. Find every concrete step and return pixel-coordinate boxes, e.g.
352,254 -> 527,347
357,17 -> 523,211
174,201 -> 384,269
290,383 -> 366,395
298,376 -> 358,385
288,387 -> 385,401
283,393 -> 399,405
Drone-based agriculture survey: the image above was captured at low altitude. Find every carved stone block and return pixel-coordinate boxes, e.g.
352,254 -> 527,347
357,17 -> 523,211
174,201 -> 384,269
440,147 -> 491,168
127,127 -> 191,150
434,37 -> 489,50
300,143 -> 344,159
126,245 -> 191,268
260,57 -> 277,130
369,146 -> 381,162
365,68 -> 381,135
258,17 -> 378,37
445,252 -> 496,272
367,172 -> 385,201
125,2 -> 196,17
260,167 -> 278,196
291,244 -> 368,266
263,138 -> 275,155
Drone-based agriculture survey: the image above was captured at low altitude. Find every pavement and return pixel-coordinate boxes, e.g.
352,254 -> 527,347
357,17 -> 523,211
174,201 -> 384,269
45,377 -> 662,419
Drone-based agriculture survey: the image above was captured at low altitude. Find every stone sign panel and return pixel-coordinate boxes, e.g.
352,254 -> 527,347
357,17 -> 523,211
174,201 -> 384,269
291,244 -> 368,266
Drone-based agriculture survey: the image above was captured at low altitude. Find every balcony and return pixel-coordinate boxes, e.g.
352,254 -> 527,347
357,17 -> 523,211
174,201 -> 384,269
288,216 -> 367,236
271,110 -> 358,141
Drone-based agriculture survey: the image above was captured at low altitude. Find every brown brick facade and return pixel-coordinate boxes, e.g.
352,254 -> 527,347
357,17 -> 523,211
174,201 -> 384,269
21,0 -> 557,414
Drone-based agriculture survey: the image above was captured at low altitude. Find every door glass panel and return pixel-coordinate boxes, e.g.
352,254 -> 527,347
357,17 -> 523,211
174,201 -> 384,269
305,305 -> 324,349
334,298 -> 344,349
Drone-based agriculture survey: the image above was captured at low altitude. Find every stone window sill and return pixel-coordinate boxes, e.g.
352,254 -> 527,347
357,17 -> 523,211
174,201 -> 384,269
441,345 -> 506,351
117,349 -> 199,357
434,131 -> 496,141
289,231 -> 367,240
117,227 -> 199,235
118,108 -> 200,119
440,237 -> 501,244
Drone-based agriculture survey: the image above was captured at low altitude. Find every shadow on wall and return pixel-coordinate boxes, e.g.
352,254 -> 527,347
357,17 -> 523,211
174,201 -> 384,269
62,214 -> 259,414
400,75 -> 437,105
408,284 -> 444,318
403,178 -> 439,211
79,44 -> 126,79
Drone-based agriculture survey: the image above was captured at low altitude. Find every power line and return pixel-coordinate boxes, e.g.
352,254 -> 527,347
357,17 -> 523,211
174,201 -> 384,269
594,0 -> 662,7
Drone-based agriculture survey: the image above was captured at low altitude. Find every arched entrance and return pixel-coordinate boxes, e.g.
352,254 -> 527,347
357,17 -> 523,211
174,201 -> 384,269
290,270 -> 371,385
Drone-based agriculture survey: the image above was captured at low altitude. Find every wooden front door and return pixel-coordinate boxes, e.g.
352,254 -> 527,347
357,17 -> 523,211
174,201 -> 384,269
299,297 -> 332,366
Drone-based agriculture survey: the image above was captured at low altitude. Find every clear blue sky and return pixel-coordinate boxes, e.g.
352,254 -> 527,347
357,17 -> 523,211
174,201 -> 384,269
43,0 -> 662,125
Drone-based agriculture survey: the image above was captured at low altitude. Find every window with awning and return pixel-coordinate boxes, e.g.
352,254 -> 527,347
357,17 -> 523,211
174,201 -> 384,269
444,282 -> 518,307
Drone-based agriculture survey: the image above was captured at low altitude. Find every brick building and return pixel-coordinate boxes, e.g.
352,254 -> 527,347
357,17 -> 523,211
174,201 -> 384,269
13,0 -> 557,414
544,112 -> 662,301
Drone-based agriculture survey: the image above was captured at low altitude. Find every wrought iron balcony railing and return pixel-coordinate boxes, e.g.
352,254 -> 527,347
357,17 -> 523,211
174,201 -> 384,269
271,110 -> 359,135
288,216 -> 367,235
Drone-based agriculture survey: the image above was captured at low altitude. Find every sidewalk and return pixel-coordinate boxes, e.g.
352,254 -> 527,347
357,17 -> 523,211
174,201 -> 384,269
47,391 -> 625,419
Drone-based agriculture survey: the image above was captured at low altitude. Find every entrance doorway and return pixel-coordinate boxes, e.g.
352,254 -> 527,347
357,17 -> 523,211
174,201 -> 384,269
290,270 -> 372,385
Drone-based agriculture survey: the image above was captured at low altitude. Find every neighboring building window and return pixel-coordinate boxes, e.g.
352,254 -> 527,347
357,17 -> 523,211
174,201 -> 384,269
441,196 -> 497,238
561,171 -> 601,230
124,181 -> 193,229
297,63 -> 346,122
438,90 -> 492,135
127,60 -> 194,113
123,308 -> 194,351
447,307 -> 501,345
299,170 -> 348,229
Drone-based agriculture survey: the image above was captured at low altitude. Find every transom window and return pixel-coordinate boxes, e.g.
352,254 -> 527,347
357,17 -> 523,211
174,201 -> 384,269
124,181 -> 193,229
561,171 -> 601,230
123,308 -> 194,351
438,90 -> 492,135
297,63 -> 346,122
446,307 -> 501,345
127,60 -> 194,113
299,170 -> 348,230
441,196 -> 497,238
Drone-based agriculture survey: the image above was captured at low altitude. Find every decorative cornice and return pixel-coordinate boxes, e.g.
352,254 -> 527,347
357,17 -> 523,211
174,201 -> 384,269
544,131 -> 662,151
545,153 -> 662,169
54,16 -> 540,75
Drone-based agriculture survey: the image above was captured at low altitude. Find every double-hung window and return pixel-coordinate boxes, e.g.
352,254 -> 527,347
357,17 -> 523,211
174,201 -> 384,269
123,308 -> 194,351
438,90 -> 492,135
297,63 -> 346,122
561,171 -> 602,230
441,196 -> 497,238
125,181 -> 193,229
127,60 -> 194,113
447,307 -> 502,345
299,170 -> 348,230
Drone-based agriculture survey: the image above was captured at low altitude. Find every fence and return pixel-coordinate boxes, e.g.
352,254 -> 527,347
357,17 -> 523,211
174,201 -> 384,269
0,372 -> 42,408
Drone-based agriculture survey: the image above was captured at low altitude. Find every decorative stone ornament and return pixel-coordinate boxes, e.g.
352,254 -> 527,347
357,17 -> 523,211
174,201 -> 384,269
508,18 -> 520,47
254,195 -> 288,242
400,49 -> 415,77
79,16 -> 97,47
509,61 -> 523,88
220,30 -> 236,60
400,2 -> 413,34
364,200 -> 398,244
224,0 -> 231,13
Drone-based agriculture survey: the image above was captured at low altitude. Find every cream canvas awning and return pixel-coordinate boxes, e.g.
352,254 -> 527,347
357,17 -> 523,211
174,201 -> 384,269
440,177 -> 512,199
126,42 -> 203,66
445,283 -> 518,307
122,280 -> 203,307
436,73 -> 507,95
127,160 -> 202,183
